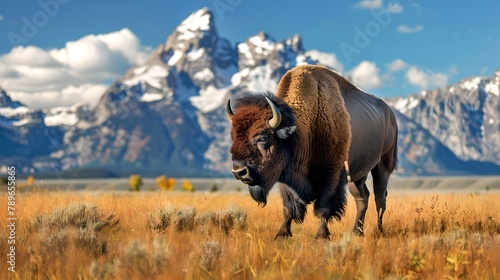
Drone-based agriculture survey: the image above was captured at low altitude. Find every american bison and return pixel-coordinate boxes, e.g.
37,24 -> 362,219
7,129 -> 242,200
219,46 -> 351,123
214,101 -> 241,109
226,65 -> 398,239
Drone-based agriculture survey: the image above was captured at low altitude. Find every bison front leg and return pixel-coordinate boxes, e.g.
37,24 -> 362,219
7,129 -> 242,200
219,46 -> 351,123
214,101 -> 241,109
275,206 -> 293,238
313,172 -> 348,239
276,183 -> 307,239
315,215 -> 331,239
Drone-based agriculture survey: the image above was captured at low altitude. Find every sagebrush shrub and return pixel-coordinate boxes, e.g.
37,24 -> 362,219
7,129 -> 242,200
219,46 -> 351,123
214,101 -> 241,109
26,202 -> 119,257
147,208 -> 174,233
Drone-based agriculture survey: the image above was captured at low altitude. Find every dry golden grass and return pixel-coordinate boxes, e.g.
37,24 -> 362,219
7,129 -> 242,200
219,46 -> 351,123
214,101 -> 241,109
1,188 -> 499,279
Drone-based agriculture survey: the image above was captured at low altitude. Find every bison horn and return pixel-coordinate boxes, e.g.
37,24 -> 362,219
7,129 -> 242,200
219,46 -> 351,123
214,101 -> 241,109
265,97 -> 282,129
226,99 -> 234,124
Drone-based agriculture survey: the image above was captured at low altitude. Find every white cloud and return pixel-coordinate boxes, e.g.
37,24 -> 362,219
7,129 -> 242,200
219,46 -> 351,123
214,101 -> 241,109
397,25 -> 423,33
305,50 -> 344,72
349,61 -> 382,90
387,3 -> 403,14
0,28 -> 152,109
387,59 -> 408,72
405,67 -> 448,90
0,64 -> 19,78
385,59 -> 453,90
0,15 -> 4,21
355,0 -> 383,9
96,28 -> 150,65
2,45 -> 61,67
9,84 -> 108,109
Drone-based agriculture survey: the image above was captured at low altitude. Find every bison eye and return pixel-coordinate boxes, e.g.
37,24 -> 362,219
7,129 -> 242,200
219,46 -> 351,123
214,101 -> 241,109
257,135 -> 267,143
253,133 -> 269,145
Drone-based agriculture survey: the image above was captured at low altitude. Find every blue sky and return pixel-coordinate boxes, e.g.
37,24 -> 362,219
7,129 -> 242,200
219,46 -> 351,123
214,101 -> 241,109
0,0 -> 499,108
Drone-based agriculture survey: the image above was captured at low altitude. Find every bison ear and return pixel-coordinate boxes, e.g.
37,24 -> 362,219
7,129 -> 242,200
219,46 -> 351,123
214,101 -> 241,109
276,125 -> 297,139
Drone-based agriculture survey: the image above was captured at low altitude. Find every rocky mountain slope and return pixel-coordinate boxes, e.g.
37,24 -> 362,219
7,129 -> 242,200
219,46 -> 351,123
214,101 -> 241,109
1,8 -> 499,177
389,70 -> 500,169
0,88 -> 61,166
395,110 -> 500,176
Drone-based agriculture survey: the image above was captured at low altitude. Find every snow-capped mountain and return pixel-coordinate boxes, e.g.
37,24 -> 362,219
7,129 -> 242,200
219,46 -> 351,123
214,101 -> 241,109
232,31 -> 315,92
1,7 -> 499,177
395,109 -> 500,175
39,7 -> 324,177
0,87 -> 95,173
43,104 -> 92,127
0,87 -> 90,129
389,69 -> 500,167
0,88 -> 61,173
48,8 -> 235,176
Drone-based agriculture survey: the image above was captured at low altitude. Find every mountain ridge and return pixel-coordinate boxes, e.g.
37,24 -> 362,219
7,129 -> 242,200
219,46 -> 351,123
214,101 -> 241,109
388,69 -> 500,166
1,8 -> 499,177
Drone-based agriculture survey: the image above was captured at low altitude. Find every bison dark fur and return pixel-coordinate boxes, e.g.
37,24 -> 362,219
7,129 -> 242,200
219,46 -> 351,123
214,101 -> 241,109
227,65 -> 398,239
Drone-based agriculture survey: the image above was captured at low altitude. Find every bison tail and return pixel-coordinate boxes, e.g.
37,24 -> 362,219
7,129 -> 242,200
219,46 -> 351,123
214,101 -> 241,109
392,137 -> 398,172
382,128 -> 398,174
344,161 -> 352,183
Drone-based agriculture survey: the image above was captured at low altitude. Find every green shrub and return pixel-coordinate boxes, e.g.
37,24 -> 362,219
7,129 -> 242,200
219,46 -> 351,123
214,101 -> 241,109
129,174 -> 143,192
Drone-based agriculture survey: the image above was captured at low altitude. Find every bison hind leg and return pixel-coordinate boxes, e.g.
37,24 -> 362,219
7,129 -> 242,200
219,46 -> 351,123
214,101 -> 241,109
371,163 -> 390,234
348,176 -> 369,236
373,132 -> 397,234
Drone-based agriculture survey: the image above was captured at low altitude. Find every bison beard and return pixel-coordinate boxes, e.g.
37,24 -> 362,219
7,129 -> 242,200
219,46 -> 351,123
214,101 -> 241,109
248,185 -> 268,206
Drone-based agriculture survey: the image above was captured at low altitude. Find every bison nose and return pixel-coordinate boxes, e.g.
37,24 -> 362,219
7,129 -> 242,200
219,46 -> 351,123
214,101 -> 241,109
231,164 -> 254,184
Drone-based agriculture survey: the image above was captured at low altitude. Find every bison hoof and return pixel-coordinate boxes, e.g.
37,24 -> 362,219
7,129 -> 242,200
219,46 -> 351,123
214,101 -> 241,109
314,228 -> 331,240
353,228 -> 365,237
314,232 -> 330,240
274,228 -> 292,239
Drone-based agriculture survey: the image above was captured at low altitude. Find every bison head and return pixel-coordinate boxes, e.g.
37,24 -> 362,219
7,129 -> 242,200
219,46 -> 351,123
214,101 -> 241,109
226,94 -> 297,206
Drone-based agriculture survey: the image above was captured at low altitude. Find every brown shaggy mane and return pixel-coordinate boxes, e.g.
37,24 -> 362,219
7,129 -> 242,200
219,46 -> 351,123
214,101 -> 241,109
232,92 -> 296,129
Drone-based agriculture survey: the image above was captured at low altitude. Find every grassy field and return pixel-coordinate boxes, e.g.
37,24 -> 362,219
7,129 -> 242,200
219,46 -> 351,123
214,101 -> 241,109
1,187 -> 499,279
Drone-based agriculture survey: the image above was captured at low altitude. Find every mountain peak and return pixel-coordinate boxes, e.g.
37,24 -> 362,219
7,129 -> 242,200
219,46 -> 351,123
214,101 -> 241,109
162,8 -> 219,65
248,31 -> 276,47
165,7 -> 217,49
175,7 -> 214,36
486,68 -> 500,96
492,68 -> 500,82
0,87 -> 24,108
238,32 -> 276,61
286,34 -> 304,53
255,31 -> 275,42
